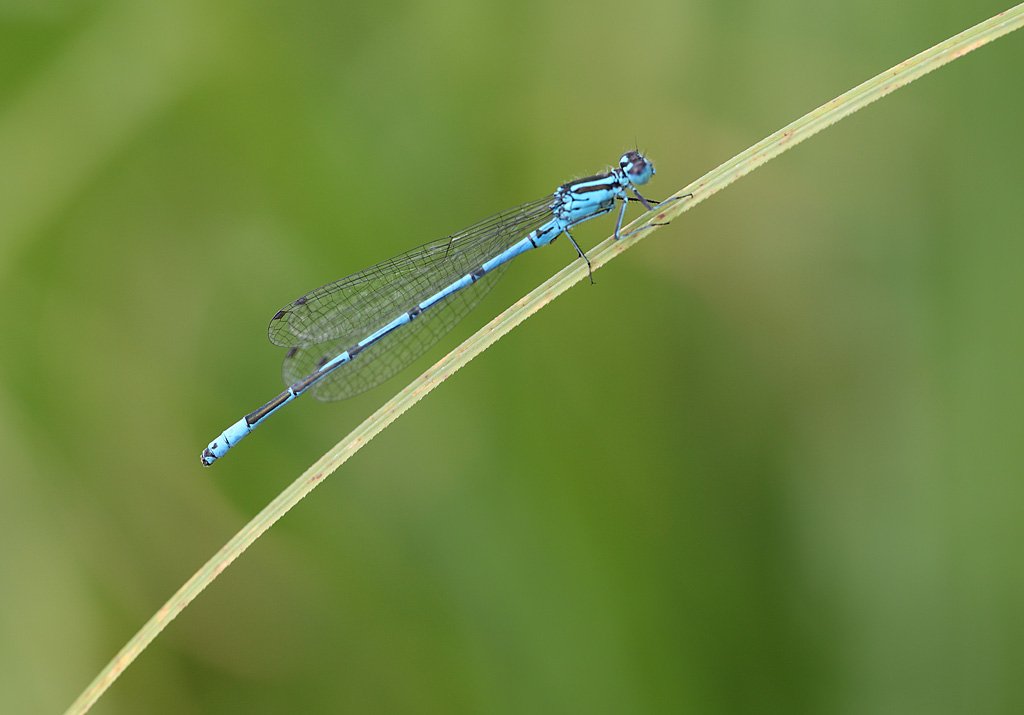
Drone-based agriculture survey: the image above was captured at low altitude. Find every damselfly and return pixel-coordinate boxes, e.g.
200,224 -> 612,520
201,151 -> 671,465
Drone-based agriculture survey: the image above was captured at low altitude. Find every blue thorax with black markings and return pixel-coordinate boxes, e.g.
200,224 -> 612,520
547,150 -> 656,238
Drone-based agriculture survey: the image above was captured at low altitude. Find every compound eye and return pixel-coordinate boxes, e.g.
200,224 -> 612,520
622,150 -> 646,169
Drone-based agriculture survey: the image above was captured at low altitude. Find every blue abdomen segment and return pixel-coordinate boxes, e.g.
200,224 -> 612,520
359,313 -> 412,347
420,274 -> 475,311
201,348 -> 354,465
202,416 -> 256,465
201,387 -> 300,465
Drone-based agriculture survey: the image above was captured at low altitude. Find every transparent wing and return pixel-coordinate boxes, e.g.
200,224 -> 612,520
282,263 -> 511,401
268,197 -> 554,348
274,195 -> 559,400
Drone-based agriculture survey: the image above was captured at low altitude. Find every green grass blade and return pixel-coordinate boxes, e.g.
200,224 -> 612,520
64,5 -> 1024,713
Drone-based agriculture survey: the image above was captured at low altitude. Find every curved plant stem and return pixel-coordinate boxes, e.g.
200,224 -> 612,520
65,5 -> 1024,714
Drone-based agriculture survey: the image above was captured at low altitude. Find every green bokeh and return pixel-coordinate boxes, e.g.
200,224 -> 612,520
2,1 -> 1022,712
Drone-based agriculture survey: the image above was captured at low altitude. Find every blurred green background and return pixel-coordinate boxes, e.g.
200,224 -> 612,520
2,0 -> 1022,712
